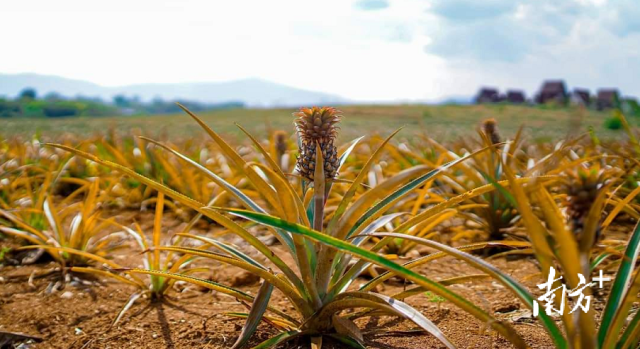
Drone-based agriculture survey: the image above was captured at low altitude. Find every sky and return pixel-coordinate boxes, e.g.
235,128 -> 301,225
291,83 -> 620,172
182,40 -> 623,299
1,0 -> 639,102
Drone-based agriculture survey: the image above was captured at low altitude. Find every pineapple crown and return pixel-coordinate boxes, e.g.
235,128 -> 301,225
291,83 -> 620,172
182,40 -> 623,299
566,164 -> 607,192
294,107 -> 341,144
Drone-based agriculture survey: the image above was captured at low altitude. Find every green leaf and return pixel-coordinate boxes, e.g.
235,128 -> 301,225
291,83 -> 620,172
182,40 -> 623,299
590,247 -> 624,272
151,245 -> 309,316
313,141 -> 326,233
616,308 -> 640,349
232,280 -> 274,349
175,104 -> 291,234
251,330 -> 306,349
478,169 -> 517,207
358,241 -> 529,293
356,232 -> 566,349
330,212 -> 407,287
177,233 -> 266,270
139,137 -> 265,213
332,314 -> 364,344
124,268 -> 298,324
599,220 -> 640,348
338,136 -> 364,170
326,334 -> 366,349
315,129 -> 403,299
322,136 -> 364,209
335,292 -> 455,349
327,128 -> 403,234
391,275 -> 490,300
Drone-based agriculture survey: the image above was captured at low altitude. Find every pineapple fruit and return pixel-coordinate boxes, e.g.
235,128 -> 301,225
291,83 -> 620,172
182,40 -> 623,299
564,166 -> 607,241
294,107 -> 341,181
482,118 -> 501,145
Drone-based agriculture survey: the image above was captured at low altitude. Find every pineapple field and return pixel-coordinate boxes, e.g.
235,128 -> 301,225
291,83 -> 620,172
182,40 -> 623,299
1,104 -> 639,349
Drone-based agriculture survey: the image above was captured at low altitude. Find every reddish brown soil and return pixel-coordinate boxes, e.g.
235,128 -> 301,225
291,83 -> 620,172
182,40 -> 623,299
0,210 -> 625,348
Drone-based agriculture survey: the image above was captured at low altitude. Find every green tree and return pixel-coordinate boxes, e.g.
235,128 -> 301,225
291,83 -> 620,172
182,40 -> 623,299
19,88 -> 37,100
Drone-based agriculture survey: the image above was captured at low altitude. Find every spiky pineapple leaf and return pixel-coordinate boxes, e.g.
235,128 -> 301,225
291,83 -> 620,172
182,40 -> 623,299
617,309 -> 640,349
139,136 -> 265,213
359,232 -> 565,348
123,268 -> 297,324
251,330 -> 306,349
334,292 -> 455,349
43,143 -> 303,294
345,144 -> 497,240
221,208 -> 529,348
598,220 -> 640,348
325,334 -> 366,349
232,280 -> 274,349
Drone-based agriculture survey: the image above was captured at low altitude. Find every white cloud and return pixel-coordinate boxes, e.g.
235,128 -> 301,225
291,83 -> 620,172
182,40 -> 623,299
423,0 -> 640,98
0,0 -> 638,101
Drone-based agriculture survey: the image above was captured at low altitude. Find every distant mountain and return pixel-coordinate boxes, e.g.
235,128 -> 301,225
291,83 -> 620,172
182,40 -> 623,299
433,95 -> 474,105
0,73 -> 349,107
0,74 -> 106,99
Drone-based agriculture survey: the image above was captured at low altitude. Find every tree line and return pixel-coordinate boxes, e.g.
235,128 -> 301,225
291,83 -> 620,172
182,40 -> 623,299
0,88 -> 245,118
